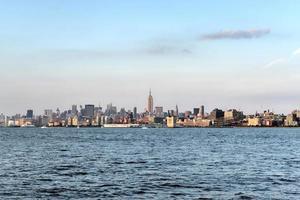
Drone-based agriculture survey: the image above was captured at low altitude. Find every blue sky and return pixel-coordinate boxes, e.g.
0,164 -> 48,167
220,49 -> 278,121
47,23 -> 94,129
1,0 -> 300,115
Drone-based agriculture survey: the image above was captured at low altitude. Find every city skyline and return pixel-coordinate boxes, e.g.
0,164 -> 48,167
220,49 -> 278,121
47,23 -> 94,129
0,89 -> 298,117
2,91 -> 300,128
1,1 -> 300,114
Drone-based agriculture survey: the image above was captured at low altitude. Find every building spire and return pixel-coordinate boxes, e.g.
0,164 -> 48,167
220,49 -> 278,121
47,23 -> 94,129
147,89 -> 153,114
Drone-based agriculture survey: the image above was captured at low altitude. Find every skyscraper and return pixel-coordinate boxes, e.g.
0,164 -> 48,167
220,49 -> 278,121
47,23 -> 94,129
193,108 -> 200,116
71,105 -> 77,115
133,107 -> 137,119
155,106 -> 163,117
147,89 -> 153,114
44,109 -> 53,119
26,109 -> 33,119
84,104 -> 95,118
200,105 -> 205,118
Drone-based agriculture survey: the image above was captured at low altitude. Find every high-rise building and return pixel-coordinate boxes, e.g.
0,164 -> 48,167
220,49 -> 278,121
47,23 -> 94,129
224,109 -> 244,121
26,109 -> 33,119
84,104 -> 95,118
105,103 -> 117,115
193,108 -> 200,116
200,105 -> 205,118
71,105 -> 77,115
133,107 -> 137,119
155,106 -> 163,117
209,108 -> 224,120
147,89 -> 153,114
44,109 -> 53,119
168,110 -> 175,117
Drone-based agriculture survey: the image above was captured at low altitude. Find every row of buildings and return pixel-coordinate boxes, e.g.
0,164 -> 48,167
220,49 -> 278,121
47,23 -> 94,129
1,91 -> 300,128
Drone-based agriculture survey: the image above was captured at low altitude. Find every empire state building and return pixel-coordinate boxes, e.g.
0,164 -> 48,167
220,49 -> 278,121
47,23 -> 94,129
147,89 -> 153,114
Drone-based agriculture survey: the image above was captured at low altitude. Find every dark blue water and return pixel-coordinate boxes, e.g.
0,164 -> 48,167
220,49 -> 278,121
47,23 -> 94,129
0,128 -> 300,199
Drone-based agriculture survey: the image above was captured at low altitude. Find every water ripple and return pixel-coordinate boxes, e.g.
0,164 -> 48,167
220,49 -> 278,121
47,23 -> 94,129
0,128 -> 300,199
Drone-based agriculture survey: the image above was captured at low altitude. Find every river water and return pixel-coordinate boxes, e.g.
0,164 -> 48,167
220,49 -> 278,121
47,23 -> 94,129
0,128 -> 300,199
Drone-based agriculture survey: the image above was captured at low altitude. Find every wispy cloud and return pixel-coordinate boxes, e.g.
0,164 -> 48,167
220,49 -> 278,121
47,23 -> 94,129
263,58 -> 285,69
263,48 -> 300,69
145,45 -> 192,55
201,29 -> 271,40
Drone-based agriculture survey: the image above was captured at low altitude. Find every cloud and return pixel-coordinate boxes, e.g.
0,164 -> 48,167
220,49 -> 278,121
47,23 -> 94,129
263,58 -> 285,69
292,48 -> 300,56
201,29 -> 271,40
144,45 -> 192,55
262,48 -> 300,69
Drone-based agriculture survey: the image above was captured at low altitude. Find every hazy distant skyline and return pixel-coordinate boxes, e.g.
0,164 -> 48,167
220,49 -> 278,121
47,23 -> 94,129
1,0 -> 300,115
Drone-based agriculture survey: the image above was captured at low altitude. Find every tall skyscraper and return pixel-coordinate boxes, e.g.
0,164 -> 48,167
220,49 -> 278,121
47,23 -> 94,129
44,109 -> 53,119
71,105 -> 77,115
155,106 -> 163,117
26,109 -> 33,119
133,107 -> 137,119
84,104 -> 95,118
105,103 -> 117,115
200,105 -> 205,118
193,108 -> 200,116
147,89 -> 153,114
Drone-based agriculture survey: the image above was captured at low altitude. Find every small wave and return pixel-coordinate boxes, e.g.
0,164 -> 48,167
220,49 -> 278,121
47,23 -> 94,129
52,165 -> 79,171
37,187 -> 70,194
96,184 -> 120,188
36,178 -> 53,182
279,178 -> 296,182
61,171 -> 88,176
125,160 -> 147,164
238,195 -> 254,200
133,190 -> 146,194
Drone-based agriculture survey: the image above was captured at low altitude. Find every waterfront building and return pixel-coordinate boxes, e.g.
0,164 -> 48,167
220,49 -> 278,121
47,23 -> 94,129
248,117 -> 262,127
196,119 -> 212,127
209,108 -> 225,127
166,116 -> 176,128
154,117 -> 164,124
209,108 -> 224,120
284,113 -> 298,127
224,109 -> 244,122
147,89 -> 153,114
177,118 -> 212,127
184,111 -> 192,118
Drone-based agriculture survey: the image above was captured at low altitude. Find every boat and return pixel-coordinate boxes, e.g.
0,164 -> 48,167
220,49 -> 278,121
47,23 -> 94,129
41,126 -> 47,129
21,124 -> 35,128
103,124 -> 139,128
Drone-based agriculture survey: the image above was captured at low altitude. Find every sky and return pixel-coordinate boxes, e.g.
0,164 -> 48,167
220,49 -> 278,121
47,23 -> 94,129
1,0 -> 300,115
